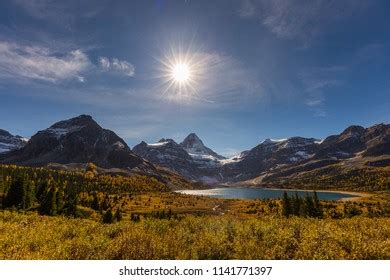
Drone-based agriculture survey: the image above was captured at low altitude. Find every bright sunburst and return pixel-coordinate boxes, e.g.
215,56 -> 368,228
156,45 -> 209,103
171,63 -> 190,83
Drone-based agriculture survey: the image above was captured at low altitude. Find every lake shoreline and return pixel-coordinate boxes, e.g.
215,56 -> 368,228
263,187 -> 371,201
179,186 -> 370,201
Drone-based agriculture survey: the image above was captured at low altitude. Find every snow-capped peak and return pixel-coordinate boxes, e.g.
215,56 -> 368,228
180,133 -> 226,160
181,133 -> 204,149
42,115 -> 99,140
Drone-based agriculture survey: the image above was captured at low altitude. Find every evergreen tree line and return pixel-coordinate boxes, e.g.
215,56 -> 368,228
1,174 -> 79,216
0,167 -> 127,222
282,191 -> 323,218
0,164 -> 169,196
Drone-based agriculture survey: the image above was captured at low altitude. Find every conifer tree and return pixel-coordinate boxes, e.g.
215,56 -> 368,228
292,193 -> 302,216
102,194 -> 110,210
3,177 -> 24,208
63,191 -> 79,217
56,190 -> 65,214
103,209 -> 114,223
39,187 -> 57,215
91,193 -> 100,210
36,181 -> 49,203
21,180 -> 36,209
312,191 -> 323,218
282,191 -> 292,217
302,195 -> 315,217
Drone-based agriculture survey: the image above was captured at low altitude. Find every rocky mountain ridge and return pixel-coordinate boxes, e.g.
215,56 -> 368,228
133,124 -> 389,183
1,115 -> 388,185
0,115 -> 154,174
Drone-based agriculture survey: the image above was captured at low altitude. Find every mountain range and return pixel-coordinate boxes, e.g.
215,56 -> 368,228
0,115 -> 389,186
134,123 -> 389,184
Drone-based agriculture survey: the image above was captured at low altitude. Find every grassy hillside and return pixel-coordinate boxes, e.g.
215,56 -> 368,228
263,164 -> 390,192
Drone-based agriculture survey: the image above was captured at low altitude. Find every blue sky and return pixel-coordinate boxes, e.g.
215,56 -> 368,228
0,0 -> 389,157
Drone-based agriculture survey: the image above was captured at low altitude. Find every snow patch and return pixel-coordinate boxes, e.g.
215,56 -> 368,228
262,138 -> 287,144
220,151 -> 247,165
0,147 -> 10,153
113,141 -> 125,149
46,126 -> 83,139
147,141 -> 169,147
189,153 -> 219,161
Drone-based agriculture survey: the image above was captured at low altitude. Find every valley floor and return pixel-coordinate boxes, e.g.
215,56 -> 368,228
1,164 -> 389,260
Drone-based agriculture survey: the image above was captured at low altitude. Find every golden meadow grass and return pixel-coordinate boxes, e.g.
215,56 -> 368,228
1,211 -> 389,260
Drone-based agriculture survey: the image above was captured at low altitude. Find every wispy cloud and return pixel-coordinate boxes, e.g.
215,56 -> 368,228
355,43 -> 388,64
12,0 -> 104,28
98,57 -> 135,77
0,40 -> 91,83
238,0 -> 369,44
300,65 -> 347,117
305,96 -> 324,107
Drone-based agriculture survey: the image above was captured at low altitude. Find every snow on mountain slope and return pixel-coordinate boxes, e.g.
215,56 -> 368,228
45,126 -> 84,139
220,151 -> 249,165
180,133 -> 226,161
133,134 -> 227,182
0,129 -> 28,154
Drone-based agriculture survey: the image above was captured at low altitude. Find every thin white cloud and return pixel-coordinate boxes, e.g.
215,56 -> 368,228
98,56 -> 135,77
238,0 -> 369,43
0,41 -> 90,83
300,65 -> 347,116
12,0 -> 104,28
99,57 -> 110,70
300,66 -> 346,92
305,96 -> 324,107
355,43 -> 388,64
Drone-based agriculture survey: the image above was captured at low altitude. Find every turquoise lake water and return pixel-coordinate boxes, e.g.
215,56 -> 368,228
177,187 -> 358,201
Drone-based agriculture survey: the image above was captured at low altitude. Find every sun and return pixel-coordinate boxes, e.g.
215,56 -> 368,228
172,63 -> 190,83
156,45 -> 209,103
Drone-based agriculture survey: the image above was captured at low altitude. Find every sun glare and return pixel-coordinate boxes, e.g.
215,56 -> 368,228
157,45 -> 209,103
172,63 -> 190,82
